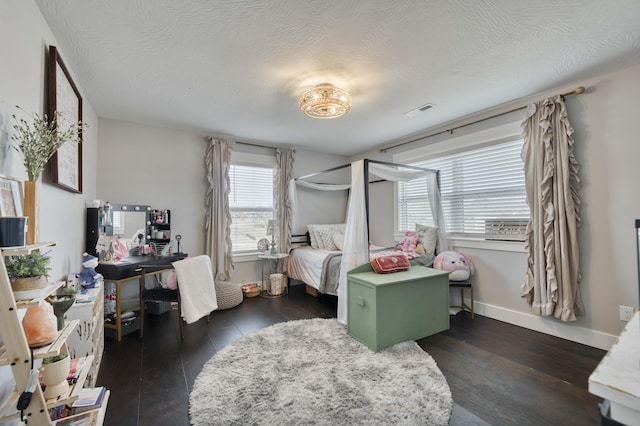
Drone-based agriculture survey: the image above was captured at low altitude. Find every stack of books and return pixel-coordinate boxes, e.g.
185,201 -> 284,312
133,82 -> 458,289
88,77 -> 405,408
50,387 -> 107,424
71,386 -> 107,414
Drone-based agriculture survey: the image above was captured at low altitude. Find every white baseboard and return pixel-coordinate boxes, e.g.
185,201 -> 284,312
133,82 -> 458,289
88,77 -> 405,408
474,301 -> 617,351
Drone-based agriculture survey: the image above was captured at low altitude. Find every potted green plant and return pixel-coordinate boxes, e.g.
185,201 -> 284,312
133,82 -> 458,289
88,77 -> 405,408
5,251 -> 51,291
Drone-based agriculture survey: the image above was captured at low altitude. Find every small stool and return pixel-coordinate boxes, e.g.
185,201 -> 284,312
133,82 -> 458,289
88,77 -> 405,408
449,280 -> 474,319
215,281 -> 243,310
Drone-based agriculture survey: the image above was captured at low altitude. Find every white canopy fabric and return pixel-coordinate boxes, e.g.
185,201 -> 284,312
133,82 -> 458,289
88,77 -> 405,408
368,162 -> 432,182
337,160 -> 369,324
294,180 -> 352,191
293,159 -> 447,324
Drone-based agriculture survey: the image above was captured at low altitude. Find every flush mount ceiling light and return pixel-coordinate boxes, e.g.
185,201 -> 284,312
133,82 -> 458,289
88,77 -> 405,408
298,83 -> 351,119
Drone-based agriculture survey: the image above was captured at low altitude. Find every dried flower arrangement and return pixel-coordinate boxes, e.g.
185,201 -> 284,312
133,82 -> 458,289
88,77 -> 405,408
10,106 -> 87,181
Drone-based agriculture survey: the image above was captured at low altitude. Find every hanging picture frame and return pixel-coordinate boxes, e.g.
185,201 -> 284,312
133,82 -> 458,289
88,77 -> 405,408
0,175 -> 23,217
48,45 -> 83,193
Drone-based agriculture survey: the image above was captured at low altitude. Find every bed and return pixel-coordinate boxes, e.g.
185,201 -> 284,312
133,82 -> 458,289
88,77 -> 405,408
288,159 -> 446,320
288,245 -> 343,295
287,231 -> 436,296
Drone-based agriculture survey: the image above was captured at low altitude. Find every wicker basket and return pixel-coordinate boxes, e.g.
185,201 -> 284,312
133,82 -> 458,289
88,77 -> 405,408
215,281 -> 244,309
241,282 -> 261,298
12,276 -> 48,292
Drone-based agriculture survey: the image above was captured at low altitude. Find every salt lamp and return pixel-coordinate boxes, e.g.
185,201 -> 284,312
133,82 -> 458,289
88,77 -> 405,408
22,300 -> 58,347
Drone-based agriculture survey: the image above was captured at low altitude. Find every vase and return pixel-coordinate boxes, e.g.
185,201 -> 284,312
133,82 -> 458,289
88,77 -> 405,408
40,349 -> 70,400
47,295 -> 76,330
23,180 -> 39,245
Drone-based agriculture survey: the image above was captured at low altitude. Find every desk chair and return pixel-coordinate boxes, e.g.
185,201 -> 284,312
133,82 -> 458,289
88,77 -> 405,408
449,280 -> 474,319
139,256 -> 218,340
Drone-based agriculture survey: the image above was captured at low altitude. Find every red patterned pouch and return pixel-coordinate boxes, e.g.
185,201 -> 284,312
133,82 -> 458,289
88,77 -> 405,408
370,254 -> 410,274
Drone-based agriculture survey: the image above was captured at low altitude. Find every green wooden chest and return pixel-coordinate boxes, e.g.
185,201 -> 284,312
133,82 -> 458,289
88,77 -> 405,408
347,263 -> 450,351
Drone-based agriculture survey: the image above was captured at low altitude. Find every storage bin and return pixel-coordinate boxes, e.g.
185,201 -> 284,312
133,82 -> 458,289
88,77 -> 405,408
145,300 -> 171,315
0,217 -> 27,248
269,273 -> 284,296
105,316 -> 139,339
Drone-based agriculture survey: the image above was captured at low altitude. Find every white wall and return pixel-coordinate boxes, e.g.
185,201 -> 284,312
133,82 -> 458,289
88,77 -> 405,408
0,0 -> 99,280
97,118 -> 348,282
0,0 -> 99,416
355,63 -> 640,349
97,119 -> 207,258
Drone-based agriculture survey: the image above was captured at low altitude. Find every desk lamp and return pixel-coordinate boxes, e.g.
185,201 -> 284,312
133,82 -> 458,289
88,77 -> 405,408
266,220 -> 277,255
137,233 -> 144,255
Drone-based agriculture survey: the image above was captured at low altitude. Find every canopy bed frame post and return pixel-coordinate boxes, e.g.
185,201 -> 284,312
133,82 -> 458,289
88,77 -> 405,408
364,159 -> 370,243
636,219 -> 640,306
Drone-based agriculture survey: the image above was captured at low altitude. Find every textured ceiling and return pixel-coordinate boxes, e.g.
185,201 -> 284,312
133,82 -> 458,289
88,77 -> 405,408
35,0 -> 640,156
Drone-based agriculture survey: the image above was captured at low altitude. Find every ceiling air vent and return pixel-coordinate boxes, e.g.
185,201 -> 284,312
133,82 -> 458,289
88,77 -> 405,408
404,103 -> 435,117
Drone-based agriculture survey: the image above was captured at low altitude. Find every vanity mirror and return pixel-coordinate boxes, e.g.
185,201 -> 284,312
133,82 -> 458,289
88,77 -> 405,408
86,203 -> 151,257
110,203 -> 152,246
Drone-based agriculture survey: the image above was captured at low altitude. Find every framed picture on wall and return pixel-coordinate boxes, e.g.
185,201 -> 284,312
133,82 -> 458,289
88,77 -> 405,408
0,176 -> 23,217
48,45 -> 83,194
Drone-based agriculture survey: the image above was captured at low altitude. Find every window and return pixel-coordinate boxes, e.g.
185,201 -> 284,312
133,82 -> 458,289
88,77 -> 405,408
397,137 -> 529,238
112,211 -> 125,235
229,152 -> 275,254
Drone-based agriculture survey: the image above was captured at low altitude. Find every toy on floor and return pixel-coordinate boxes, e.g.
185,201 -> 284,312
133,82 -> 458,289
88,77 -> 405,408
433,251 -> 474,281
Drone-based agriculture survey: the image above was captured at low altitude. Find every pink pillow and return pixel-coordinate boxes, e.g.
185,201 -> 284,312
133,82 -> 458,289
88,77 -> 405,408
371,254 -> 410,274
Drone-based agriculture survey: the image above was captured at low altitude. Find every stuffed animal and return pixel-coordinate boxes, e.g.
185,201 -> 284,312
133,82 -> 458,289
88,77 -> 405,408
396,230 -> 419,253
162,270 -> 178,290
78,253 -> 104,288
433,251 -> 474,281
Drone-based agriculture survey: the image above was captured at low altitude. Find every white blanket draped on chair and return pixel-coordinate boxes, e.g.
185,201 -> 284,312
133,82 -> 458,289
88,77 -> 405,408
173,255 -> 218,324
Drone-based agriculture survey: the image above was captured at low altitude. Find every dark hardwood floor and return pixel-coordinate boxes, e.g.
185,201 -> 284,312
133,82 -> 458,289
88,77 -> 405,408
97,284 -> 606,426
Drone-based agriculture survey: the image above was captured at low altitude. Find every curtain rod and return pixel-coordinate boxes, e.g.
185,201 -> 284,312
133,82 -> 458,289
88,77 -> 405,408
379,86 -> 586,153
206,136 -> 278,150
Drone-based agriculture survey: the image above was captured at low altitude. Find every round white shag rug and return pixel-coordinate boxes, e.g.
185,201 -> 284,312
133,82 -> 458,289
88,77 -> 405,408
189,318 -> 452,425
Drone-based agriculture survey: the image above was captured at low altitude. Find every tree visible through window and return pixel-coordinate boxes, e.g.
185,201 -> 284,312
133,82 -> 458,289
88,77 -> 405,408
229,163 -> 275,253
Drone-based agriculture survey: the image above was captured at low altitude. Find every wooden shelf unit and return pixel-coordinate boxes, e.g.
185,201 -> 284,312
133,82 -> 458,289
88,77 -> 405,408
0,242 -> 108,425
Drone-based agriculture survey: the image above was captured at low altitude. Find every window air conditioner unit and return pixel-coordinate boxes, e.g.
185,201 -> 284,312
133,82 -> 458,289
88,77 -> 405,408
484,219 -> 528,242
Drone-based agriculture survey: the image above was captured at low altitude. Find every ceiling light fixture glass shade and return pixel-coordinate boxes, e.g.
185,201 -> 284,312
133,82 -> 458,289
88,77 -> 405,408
298,83 -> 351,119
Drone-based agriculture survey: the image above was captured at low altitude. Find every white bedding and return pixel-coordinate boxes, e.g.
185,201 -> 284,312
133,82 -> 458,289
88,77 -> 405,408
287,246 -> 339,291
287,244 -> 395,294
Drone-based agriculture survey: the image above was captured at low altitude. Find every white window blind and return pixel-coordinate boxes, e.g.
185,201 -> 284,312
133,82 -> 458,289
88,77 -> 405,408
112,211 -> 124,235
229,163 -> 275,253
398,138 -> 529,237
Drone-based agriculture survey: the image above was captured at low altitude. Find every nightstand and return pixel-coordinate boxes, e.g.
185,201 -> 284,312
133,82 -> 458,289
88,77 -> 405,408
257,253 -> 288,297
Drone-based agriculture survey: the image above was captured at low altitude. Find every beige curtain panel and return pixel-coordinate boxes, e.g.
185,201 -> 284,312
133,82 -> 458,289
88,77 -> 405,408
521,96 -> 584,322
205,137 -> 235,281
275,148 -> 295,255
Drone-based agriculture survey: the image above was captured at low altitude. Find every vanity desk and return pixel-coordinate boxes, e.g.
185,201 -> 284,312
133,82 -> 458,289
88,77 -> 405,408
97,253 -> 186,341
